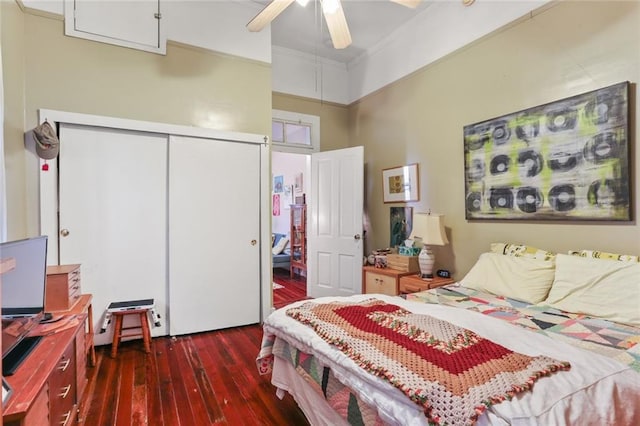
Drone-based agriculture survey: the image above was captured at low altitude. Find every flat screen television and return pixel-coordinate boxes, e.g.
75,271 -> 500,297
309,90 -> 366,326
0,236 -> 48,360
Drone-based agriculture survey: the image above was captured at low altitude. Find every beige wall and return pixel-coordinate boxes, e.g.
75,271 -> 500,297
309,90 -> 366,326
2,7 -> 272,238
273,92 -> 350,152
350,1 -> 640,279
2,1 -> 27,240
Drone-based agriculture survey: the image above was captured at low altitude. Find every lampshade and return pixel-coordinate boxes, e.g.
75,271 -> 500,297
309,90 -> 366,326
409,213 -> 448,246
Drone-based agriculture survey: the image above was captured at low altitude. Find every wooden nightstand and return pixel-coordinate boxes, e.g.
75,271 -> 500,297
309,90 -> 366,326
399,273 -> 455,294
362,266 -> 415,296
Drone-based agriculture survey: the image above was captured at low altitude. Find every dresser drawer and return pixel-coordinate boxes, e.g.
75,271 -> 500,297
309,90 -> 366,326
46,264 -> 82,312
49,342 -> 77,426
365,271 -> 397,296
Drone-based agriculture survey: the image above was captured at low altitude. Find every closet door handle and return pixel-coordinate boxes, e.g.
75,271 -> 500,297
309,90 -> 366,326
60,228 -> 70,237
354,234 -> 361,240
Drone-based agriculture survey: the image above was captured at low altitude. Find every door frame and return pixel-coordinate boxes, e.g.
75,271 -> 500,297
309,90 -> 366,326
37,109 -> 274,324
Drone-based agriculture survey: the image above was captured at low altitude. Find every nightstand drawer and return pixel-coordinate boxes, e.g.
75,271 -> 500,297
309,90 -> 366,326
365,271 -> 397,296
399,274 -> 455,294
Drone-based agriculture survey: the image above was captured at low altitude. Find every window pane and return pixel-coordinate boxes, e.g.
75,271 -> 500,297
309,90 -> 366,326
284,123 -> 311,146
272,121 -> 284,142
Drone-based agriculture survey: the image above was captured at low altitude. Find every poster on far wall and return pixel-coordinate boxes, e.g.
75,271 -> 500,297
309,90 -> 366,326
272,194 -> 280,216
390,207 -> 413,248
273,175 -> 284,193
463,81 -> 631,221
295,172 -> 303,193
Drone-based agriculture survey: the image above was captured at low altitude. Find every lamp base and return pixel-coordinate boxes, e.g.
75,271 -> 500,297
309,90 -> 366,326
418,245 -> 435,280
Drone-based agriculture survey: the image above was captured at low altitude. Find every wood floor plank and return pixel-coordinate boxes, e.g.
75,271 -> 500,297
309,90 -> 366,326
155,338 -> 181,425
115,352 -> 135,426
145,341 -> 165,425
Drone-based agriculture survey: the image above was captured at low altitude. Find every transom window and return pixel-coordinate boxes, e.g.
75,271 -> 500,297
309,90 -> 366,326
272,110 -> 319,153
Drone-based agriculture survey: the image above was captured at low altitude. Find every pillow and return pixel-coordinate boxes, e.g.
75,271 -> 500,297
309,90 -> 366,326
490,242 -> 555,261
460,252 -> 555,304
272,236 -> 289,255
544,253 -> 640,327
272,234 -> 276,247
568,249 -> 639,263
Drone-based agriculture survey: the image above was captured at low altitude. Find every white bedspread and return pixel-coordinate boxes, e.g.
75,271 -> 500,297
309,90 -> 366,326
264,294 -> 640,426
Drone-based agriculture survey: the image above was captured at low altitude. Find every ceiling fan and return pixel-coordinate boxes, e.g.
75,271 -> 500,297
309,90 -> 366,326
247,0 -> 424,50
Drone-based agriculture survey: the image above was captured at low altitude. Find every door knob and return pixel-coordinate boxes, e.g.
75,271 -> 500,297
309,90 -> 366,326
251,239 -> 257,246
354,234 -> 361,240
60,229 -> 70,237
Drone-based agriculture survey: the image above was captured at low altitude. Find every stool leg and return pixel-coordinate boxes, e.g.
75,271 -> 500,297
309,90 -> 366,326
111,314 -> 123,358
140,312 -> 151,354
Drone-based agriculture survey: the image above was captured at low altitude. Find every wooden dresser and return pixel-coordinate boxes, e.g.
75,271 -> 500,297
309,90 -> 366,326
3,315 -> 87,426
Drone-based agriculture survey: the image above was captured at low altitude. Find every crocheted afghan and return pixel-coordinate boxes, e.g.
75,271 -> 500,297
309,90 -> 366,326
286,299 -> 570,425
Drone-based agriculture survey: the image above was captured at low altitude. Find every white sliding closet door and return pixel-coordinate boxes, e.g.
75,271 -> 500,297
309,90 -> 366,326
58,124 -> 168,345
168,136 -> 261,335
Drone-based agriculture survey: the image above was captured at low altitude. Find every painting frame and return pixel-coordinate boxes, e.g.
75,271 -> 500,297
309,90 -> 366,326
389,207 -> 413,248
463,81 -> 631,221
382,163 -> 420,203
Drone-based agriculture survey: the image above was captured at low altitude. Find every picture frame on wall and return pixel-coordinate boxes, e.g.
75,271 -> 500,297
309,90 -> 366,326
382,163 -> 419,203
463,81 -> 631,221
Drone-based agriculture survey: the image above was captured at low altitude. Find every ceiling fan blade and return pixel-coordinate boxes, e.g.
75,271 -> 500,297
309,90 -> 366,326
322,1 -> 352,49
247,0 -> 296,32
390,0 -> 422,8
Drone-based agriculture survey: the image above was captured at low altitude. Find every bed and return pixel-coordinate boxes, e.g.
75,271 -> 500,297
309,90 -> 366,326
257,244 -> 640,425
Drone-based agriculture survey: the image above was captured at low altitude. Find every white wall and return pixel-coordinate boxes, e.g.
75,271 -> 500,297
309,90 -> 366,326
271,151 -> 308,235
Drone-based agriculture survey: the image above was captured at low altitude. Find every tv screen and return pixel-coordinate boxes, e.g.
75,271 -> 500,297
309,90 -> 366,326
0,236 -> 48,318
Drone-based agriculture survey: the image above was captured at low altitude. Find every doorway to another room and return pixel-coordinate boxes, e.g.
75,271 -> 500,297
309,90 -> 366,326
272,150 -> 310,307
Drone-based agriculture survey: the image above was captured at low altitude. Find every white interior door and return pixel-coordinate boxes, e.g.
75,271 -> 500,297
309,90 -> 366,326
58,124 -> 168,345
308,146 -> 364,298
168,136 -> 261,335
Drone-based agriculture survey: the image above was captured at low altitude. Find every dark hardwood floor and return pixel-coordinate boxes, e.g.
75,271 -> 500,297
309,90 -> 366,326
81,271 -> 310,425
272,267 -> 308,309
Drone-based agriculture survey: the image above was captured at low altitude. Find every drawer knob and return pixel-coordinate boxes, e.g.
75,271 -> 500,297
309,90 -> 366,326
58,358 -> 71,372
59,384 -> 72,399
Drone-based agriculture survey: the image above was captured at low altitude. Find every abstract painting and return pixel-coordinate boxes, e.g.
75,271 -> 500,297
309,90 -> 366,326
463,81 -> 631,221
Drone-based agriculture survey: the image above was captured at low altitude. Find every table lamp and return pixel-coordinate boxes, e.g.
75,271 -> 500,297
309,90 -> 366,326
409,212 -> 448,279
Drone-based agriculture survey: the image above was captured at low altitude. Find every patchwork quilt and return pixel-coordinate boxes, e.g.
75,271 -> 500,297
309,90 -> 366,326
406,285 -> 640,372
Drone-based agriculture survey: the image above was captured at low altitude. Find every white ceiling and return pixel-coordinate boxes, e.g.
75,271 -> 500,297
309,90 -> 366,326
252,0 -> 434,64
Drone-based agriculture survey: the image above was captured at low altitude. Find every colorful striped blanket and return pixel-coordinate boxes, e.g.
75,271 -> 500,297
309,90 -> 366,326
283,299 -> 569,425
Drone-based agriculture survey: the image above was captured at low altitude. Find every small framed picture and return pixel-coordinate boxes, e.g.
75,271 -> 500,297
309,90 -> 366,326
382,163 -> 419,203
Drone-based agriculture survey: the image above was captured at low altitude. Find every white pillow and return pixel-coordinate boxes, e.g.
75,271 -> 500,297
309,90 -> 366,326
460,252 -> 555,304
545,253 -> 640,327
272,236 -> 289,255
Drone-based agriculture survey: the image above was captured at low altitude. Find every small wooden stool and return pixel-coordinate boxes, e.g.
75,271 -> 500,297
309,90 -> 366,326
110,309 -> 152,358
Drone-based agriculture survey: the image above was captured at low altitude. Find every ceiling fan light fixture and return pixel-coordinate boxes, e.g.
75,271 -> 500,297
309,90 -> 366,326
296,0 -> 310,6
322,0 -> 340,14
